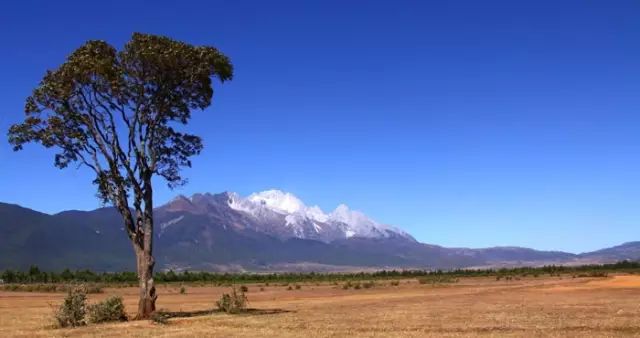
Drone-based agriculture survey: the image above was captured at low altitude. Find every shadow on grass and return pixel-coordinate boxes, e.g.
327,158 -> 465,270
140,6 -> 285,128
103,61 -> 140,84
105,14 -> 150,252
158,308 -> 292,319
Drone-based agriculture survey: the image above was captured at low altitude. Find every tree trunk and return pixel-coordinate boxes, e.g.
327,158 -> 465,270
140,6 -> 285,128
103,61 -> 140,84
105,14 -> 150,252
134,177 -> 157,319
135,244 -> 156,319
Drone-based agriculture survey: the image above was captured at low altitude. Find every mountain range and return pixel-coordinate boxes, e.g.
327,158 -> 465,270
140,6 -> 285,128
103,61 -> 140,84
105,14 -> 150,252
1,189 -> 638,272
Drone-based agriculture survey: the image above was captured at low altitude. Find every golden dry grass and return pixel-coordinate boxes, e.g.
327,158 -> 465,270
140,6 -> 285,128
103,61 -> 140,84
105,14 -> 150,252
2,274 -> 640,337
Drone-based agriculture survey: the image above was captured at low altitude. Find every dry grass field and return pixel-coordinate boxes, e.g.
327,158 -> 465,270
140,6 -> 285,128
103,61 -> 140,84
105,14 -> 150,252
1,274 -> 640,337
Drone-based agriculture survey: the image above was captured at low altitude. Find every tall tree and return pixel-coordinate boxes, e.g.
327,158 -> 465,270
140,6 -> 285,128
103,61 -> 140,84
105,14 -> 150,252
7,33 -> 233,319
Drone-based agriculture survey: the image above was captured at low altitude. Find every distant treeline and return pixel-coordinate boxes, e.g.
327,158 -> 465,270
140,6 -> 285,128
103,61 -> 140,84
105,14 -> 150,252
2,261 -> 639,284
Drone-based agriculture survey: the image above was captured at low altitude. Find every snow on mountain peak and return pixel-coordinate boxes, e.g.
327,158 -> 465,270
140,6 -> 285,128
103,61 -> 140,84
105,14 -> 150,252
224,189 -> 412,242
329,204 -> 384,237
247,189 -> 305,214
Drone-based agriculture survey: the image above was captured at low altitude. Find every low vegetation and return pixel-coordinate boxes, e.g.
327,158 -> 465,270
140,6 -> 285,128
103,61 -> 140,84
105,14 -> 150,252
54,287 -> 88,328
2,283 -> 103,293
87,296 -> 128,324
418,276 -> 458,285
575,271 -> 609,278
1,261 -> 634,293
216,286 -> 248,314
53,286 -> 128,328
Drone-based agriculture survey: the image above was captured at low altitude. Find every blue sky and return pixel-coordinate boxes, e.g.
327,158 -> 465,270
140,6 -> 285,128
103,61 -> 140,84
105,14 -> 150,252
1,1 -> 638,253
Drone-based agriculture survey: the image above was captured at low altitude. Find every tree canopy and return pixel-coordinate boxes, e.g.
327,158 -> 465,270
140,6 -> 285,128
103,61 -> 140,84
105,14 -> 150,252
8,32 -> 232,221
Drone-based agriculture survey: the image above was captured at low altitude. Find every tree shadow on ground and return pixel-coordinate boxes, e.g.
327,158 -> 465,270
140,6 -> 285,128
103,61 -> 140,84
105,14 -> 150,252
158,308 -> 292,319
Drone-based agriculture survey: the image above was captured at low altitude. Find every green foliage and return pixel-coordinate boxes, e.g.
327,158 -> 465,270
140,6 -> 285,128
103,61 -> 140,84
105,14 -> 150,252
8,33 -> 233,202
54,287 -> 87,328
87,296 -> 127,324
216,287 -> 248,314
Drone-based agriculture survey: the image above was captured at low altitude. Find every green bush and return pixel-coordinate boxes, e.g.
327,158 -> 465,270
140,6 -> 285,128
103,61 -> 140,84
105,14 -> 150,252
216,287 -> 248,314
54,287 -> 87,328
87,296 -> 128,324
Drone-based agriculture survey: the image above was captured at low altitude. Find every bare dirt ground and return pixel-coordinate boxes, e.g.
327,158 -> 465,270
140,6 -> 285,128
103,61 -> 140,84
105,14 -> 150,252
1,274 -> 640,337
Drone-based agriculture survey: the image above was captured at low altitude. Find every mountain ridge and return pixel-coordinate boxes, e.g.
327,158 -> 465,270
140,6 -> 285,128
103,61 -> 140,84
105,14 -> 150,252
0,191 -> 638,272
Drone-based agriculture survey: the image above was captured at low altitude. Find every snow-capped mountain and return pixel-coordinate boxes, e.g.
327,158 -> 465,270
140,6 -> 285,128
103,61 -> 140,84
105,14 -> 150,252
3,199 -> 636,272
228,189 -> 413,242
161,189 -> 414,243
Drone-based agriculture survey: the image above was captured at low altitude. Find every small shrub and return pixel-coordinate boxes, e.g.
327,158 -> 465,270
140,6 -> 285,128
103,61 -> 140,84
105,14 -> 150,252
240,285 -> 249,293
259,287 -> 265,292
54,287 -> 87,328
87,295 -> 127,324
362,281 -> 375,289
179,286 -> 186,294
150,311 -> 169,325
295,284 -> 301,290
354,283 -> 362,290
216,287 -> 248,314
390,280 -> 400,286
287,285 -> 293,290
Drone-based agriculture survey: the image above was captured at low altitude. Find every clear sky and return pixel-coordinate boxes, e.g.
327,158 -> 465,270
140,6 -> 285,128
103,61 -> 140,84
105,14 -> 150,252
1,1 -> 638,253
